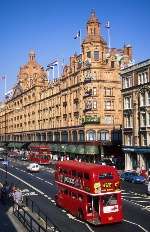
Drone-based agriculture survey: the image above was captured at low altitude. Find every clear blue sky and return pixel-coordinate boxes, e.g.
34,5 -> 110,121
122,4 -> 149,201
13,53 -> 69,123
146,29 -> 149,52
0,0 -> 150,101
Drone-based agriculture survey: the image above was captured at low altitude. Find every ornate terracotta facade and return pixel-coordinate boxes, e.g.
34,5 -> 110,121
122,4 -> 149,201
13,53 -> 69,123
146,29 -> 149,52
0,11 -> 132,149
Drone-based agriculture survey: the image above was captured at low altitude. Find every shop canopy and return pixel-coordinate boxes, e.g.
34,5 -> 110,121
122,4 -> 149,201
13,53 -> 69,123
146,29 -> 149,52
84,145 -> 99,155
7,142 -> 26,149
50,144 -> 59,152
59,144 -> 67,153
66,145 -> 77,153
75,145 -> 85,154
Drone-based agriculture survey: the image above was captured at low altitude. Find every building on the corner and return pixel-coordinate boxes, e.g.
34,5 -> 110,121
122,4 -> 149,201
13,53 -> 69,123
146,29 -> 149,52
0,11 -> 132,164
121,59 -> 150,171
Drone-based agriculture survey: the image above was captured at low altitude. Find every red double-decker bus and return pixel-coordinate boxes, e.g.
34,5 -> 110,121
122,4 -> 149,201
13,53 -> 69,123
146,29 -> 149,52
55,161 -> 123,225
29,146 -> 51,165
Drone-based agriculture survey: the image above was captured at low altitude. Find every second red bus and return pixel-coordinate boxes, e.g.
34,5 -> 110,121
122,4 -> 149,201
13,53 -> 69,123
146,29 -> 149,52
29,145 -> 51,165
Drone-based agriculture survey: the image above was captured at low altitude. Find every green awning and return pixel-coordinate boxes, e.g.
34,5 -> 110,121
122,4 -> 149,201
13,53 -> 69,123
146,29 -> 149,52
66,145 -> 77,153
84,145 -> 99,155
7,142 -> 25,149
76,145 -> 85,154
28,143 -> 49,148
59,144 -> 67,153
50,144 -> 59,152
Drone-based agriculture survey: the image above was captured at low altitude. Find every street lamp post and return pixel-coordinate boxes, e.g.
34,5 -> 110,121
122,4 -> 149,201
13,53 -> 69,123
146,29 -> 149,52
4,106 -> 8,179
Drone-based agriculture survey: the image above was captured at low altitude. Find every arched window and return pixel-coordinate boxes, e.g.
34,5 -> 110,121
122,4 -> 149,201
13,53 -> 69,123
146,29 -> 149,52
61,131 -> 68,142
72,130 -> 78,142
97,130 -> 109,141
79,130 -> 85,142
86,130 -> 96,141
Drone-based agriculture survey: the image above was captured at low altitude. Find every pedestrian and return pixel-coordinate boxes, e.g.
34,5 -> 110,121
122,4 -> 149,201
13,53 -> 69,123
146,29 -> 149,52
13,188 -> 23,210
9,183 -> 16,202
1,181 -> 10,204
136,166 -> 140,174
147,176 -> 150,195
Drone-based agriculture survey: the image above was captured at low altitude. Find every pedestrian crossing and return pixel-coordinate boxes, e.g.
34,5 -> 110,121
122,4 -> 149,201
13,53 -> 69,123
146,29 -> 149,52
21,188 -> 38,197
122,190 -> 150,211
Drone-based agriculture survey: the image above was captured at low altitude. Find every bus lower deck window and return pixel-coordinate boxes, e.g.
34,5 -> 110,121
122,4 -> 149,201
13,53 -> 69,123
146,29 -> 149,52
102,194 -> 117,206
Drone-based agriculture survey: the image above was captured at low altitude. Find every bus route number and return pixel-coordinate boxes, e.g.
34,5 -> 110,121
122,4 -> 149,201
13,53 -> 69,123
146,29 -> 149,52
103,182 -> 112,188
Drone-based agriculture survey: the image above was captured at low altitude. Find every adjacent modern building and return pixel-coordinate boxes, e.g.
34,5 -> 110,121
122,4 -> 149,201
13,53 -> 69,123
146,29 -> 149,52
0,11 -> 132,162
121,59 -> 150,170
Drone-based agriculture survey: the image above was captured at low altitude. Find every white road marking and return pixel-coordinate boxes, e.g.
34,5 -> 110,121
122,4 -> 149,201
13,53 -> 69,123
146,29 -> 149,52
67,214 -> 75,219
0,167 -> 45,195
24,192 -> 38,196
124,196 -> 141,199
136,201 -> 149,203
36,177 -> 43,180
44,180 -> 53,185
123,219 -> 149,232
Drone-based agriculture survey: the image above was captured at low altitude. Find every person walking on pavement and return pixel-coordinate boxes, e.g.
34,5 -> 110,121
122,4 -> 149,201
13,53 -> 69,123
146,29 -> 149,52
1,181 -> 10,204
13,187 -> 23,210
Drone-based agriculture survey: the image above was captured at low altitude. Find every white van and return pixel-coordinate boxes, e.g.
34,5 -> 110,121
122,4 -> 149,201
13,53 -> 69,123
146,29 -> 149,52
27,163 -> 40,172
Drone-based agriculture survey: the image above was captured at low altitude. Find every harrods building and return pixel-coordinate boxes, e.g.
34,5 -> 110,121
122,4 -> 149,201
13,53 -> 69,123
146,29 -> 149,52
0,11 -> 132,162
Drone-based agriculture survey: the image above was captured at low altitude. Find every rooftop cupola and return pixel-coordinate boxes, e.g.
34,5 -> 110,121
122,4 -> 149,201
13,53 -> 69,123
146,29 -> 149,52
29,50 -> 36,63
86,10 -> 101,38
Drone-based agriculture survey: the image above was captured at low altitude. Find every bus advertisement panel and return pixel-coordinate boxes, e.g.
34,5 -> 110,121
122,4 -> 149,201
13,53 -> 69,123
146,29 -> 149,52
55,161 -> 123,225
29,146 -> 51,165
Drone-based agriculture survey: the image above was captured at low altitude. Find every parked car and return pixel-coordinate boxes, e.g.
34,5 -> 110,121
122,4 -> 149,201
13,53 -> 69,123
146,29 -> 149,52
121,171 -> 145,183
121,171 -> 136,181
26,163 -> 40,172
128,172 -> 145,183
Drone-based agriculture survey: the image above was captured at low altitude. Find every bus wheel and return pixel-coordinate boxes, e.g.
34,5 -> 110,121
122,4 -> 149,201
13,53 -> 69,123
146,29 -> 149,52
77,209 -> 84,220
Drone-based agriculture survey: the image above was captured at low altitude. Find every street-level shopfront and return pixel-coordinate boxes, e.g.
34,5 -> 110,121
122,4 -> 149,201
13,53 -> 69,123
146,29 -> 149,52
49,143 -> 123,167
49,143 -> 100,162
123,146 -> 150,171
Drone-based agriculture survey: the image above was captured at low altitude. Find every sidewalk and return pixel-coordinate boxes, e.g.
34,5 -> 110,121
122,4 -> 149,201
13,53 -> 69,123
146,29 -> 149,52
0,201 -> 27,232
0,181 -> 27,232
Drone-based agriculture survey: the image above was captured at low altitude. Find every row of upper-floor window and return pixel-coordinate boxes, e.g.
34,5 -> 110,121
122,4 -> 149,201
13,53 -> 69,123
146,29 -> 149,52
124,112 -> 150,128
1,114 -> 116,131
4,87 -> 115,114
124,91 -> 150,109
86,50 -> 116,69
124,132 -> 150,146
7,92 -> 36,109
85,99 -> 115,110
122,71 -> 149,89
87,50 -> 102,61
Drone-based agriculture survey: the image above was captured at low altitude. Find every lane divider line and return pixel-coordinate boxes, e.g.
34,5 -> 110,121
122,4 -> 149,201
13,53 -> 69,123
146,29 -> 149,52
123,219 -> 149,232
0,167 -> 45,196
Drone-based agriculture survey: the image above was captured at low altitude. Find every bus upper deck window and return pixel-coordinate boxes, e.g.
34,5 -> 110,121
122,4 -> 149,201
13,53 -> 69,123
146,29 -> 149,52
99,173 -> 113,179
78,172 -> 83,178
72,170 -> 76,177
63,169 -> 68,174
84,173 -> 90,180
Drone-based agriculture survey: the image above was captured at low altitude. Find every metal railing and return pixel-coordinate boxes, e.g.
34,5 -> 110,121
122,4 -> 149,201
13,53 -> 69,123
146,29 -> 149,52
13,203 -> 47,232
23,196 -> 61,232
